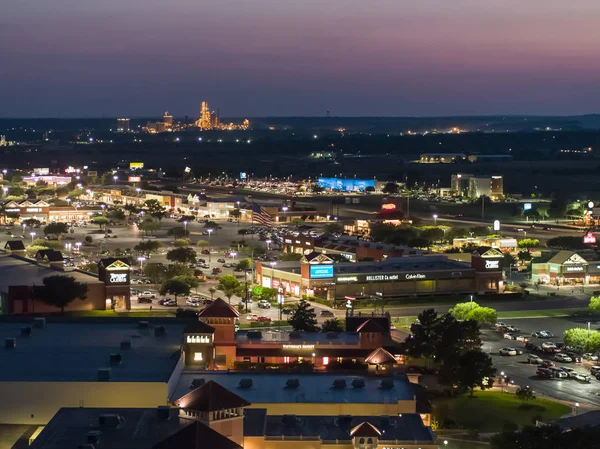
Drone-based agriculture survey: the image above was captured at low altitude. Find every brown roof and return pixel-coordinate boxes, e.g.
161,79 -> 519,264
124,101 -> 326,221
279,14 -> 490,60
4,240 -> 25,251
183,320 -> 215,334
198,297 -> 239,318
152,421 -> 241,449
174,380 -> 250,412
356,319 -> 384,333
365,347 -> 397,365
350,421 -> 381,438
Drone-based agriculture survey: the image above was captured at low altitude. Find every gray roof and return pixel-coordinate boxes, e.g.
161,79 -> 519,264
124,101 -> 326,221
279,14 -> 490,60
0,319 -> 184,382
172,373 -> 415,404
235,330 -> 359,345
29,407 -> 188,449
244,410 -> 435,443
332,256 -> 471,275
551,410 -> 600,430
0,254 -> 101,294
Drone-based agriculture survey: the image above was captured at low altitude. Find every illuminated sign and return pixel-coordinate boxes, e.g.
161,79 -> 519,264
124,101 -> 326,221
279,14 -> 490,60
184,166 -> 192,174
87,171 -> 98,177
523,203 -> 532,211
309,265 -> 334,279
33,168 -> 50,175
485,260 -> 500,270
240,172 -> 247,179
493,220 -> 500,231
4,208 -> 20,212
284,239 -> 292,244
26,208 -> 42,213
283,344 -> 315,350
565,266 -> 584,272
128,176 -> 141,182
381,203 -> 397,211
337,276 -> 358,283
405,273 -> 426,280
584,232 -> 596,244
109,273 -> 128,283
366,274 -> 400,281
130,162 -> 144,169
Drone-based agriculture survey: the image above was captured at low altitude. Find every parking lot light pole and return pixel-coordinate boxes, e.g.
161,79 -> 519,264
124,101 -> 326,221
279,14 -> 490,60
207,228 -> 213,262
137,256 -> 146,272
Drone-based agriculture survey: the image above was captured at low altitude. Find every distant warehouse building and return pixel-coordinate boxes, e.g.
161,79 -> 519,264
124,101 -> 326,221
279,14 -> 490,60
419,153 -> 465,163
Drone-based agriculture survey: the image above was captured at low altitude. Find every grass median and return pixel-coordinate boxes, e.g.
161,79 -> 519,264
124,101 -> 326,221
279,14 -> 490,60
497,308 -> 587,319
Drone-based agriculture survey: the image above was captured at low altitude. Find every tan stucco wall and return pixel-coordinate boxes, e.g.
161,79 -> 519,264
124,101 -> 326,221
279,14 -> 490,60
0,381 -> 169,425
246,401 -> 416,416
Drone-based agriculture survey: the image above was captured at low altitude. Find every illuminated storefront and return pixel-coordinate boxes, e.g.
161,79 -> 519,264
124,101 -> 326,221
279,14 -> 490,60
532,250 -> 600,285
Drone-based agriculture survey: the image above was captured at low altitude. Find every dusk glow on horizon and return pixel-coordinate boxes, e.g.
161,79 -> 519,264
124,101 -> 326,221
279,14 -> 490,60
2,0 -> 600,117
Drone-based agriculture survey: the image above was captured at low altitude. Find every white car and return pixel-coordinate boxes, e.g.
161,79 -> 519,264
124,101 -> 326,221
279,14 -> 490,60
555,353 -> 573,363
574,373 -> 591,383
527,354 -> 543,364
584,353 -> 599,361
541,342 -> 557,350
186,298 -> 200,307
257,300 -> 271,309
246,314 -> 258,321
499,347 -> 518,356
504,333 -> 515,340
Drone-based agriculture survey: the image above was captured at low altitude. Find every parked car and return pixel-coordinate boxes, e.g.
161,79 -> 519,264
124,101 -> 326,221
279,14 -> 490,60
525,342 -> 541,352
561,367 -> 576,378
536,367 -> 553,378
504,333 -> 516,340
256,316 -> 271,323
584,353 -> 599,362
527,354 -> 543,364
555,353 -> 573,363
246,314 -> 258,321
499,347 -> 518,356
574,373 -> 592,383
212,268 -> 222,274
203,299 -> 213,305
141,291 -> 156,299
257,300 -> 271,309
505,325 -> 520,332
550,367 -> 568,378
541,360 -> 556,369
186,298 -> 200,307
320,310 -> 334,317
590,366 -> 600,376
532,331 -> 553,338
138,297 -> 152,304
217,258 -> 226,263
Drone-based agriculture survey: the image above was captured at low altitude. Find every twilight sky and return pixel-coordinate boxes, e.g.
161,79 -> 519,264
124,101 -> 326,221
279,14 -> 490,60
2,0 -> 600,117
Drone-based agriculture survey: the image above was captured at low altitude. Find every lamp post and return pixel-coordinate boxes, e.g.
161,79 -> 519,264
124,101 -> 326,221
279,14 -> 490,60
575,402 -> 580,416
282,206 -> 288,223
137,256 -> 146,271
65,242 -> 72,254
207,228 -> 213,262
30,231 -> 36,243
183,220 -> 188,234
433,214 -> 438,225
75,242 -> 82,252
22,223 -> 26,234
231,251 -> 237,262
113,175 -> 118,184
266,239 -> 272,252
443,441 -> 448,449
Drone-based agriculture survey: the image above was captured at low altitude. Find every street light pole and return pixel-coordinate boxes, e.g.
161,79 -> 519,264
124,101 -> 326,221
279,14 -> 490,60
207,228 -> 213,262
433,214 -> 438,225
183,220 -> 188,234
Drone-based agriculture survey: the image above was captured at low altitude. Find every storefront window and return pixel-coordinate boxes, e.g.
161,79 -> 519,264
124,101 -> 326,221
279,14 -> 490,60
194,352 -> 203,361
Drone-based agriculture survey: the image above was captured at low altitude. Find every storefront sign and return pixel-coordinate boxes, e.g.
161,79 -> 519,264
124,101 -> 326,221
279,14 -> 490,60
381,203 -> 397,211
108,272 -> 129,284
128,176 -> 141,182
584,232 -> 596,244
4,208 -> 20,212
26,208 -> 42,213
285,239 -> 292,244
310,265 -> 334,279
130,162 -> 144,169
337,276 -> 358,283
366,274 -> 400,281
282,344 -> 315,350
565,266 -> 585,272
405,273 -> 426,280
485,260 -> 500,269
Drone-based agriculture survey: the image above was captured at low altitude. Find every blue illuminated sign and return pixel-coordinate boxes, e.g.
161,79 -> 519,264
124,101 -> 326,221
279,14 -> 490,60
317,178 -> 375,192
523,203 -> 532,211
309,265 -> 334,279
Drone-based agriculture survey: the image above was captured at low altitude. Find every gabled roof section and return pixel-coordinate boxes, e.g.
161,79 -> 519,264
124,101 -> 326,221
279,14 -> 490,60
4,240 -> 25,251
183,320 -> 215,334
301,252 -> 335,264
152,421 -> 242,449
99,257 -> 131,269
473,246 -> 503,257
365,347 -> 397,365
174,380 -> 250,412
356,319 -> 384,333
198,297 -> 239,318
548,250 -> 588,266
35,249 -> 63,261
350,421 -> 381,438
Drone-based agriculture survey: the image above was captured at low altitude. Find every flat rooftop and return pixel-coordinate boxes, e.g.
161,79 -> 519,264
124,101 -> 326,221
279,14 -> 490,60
172,373 -> 415,404
235,330 -> 359,345
0,254 -> 101,294
0,319 -> 183,382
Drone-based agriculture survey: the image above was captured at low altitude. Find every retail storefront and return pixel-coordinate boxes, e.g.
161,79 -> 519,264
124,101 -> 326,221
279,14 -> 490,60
532,251 -> 599,285
0,200 -> 103,224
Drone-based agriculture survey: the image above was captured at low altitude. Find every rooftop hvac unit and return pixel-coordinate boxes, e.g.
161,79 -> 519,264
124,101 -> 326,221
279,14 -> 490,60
98,414 -> 124,427
380,379 -> 394,390
120,340 -> 131,350
97,368 -> 111,382
5,338 -> 16,349
21,327 -> 32,337
190,378 -> 205,389
351,378 -> 365,389
238,378 -> 253,389
87,431 -> 101,445
33,317 -> 46,328
109,353 -> 122,365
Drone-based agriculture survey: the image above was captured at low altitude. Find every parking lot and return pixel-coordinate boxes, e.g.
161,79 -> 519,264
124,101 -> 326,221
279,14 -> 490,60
485,316 -> 600,408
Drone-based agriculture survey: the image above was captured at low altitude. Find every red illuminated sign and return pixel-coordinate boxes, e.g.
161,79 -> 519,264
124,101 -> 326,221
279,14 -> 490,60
584,232 -> 596,244
128,176 -> 141,182
381,203 -> 397,211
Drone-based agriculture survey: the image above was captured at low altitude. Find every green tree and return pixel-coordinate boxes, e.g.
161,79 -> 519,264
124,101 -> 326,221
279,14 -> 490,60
174,238 -> 191,248
288,299 -> 319,332
101,172 -> 114,185
107,208 -> 126,221
589,295 -> 600,314
321,318 -> 345,332
517,250 -> 532,262
515,386 -> 536,404
563,328 -> 600,353
124,204 -> 141,216
143,263 -> 167,284
22,218 -> 41,228
218,274 -> 241,304
196,239 -> 209,247
237,228 -> 248,240
279,252 -> 303,261
403,309 -> 440,364
67,188 -> 86,200
168,227 -> 189,238
32,275 -> 88,313
143,199 -> 165,215
546,236 -> 588,250
208,287 -> 217,300
517,238 -> 539,249
172,274 -> 200,289
449,301 -> 480,320
166,247 -> 197,264
160,279 -> 190,298
91,215 -> 110,230
134,240 -> 162,255
503,252 -> 517,268
290,218 -> 305,226
236,258 -> 252,270
323,222 -> 344,234
138,218 -> 160,235
382,182 -> 399,194
467,306 -> 497,325
453,350 -> 496,396
43,222 -> 69,238
229,209 -> 242,220
420,227 -> 445,245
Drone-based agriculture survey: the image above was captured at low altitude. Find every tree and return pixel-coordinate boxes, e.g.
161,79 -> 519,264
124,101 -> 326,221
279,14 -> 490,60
490,425 -> 572,449
160,279 -> 190,298
172,274 -> 200,289
515,386 -> 536,404
124,204 -> 141,216
208,287 -> 217,300
229,209 -> 242,220
290,218 -> 305,226
323,222 -> 344,234
91,216 -> 109,230
196,239 -> 209,247
288,299 -> 319,332
321,318 -> 345,332
43,222 -> 69,238
455,350 -> 496,396
563,328 -> 600,353
134,240 -> 162,255
107,208 -> 126,221
236,258 -> 252,270
503,252 -> 516,268
144,263 -> 167,284
218,274 -> 241,304
166,247 -> 197,264
174,238 -> 191,248
32,275 -> 88,313
138,218 -> 160,235
279,252 -> 303,261
382,182 -> 399,194
403,309 -> 440,364
589,295 -> 600,314
517,250 -> 532,262
168,226 -> 189,238
467,306 -> 497,325
22,218 -> 41,228
237,229 -> 248,240
101,172 -> 114,185
449,302 -> 480,320
144,199 -> 165,215
517,238 -> 539,249
420,227 -> 445,245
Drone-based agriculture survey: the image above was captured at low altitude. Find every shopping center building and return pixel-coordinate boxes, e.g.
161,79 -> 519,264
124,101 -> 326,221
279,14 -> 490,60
532,250 -> 600,285
0,199 -> 103,224
256,249 -> 504,300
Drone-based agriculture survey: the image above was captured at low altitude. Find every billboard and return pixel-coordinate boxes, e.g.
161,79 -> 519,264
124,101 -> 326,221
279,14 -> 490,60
33,168 -> 50,175
240,172 -> 247,179
584,232 -> 596,244
130,162 -> 144,170
317,178 -> 375,192
309,264 -> 334,279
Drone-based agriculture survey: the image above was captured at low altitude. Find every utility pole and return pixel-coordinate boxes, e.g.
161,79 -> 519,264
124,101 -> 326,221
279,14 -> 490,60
481,195 -> 485,223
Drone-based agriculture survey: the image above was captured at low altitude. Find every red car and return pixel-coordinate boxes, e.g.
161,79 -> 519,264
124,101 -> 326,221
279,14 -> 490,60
256,316 -> 271,323
212,268 -> 222,274
540,361 -> 555,369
